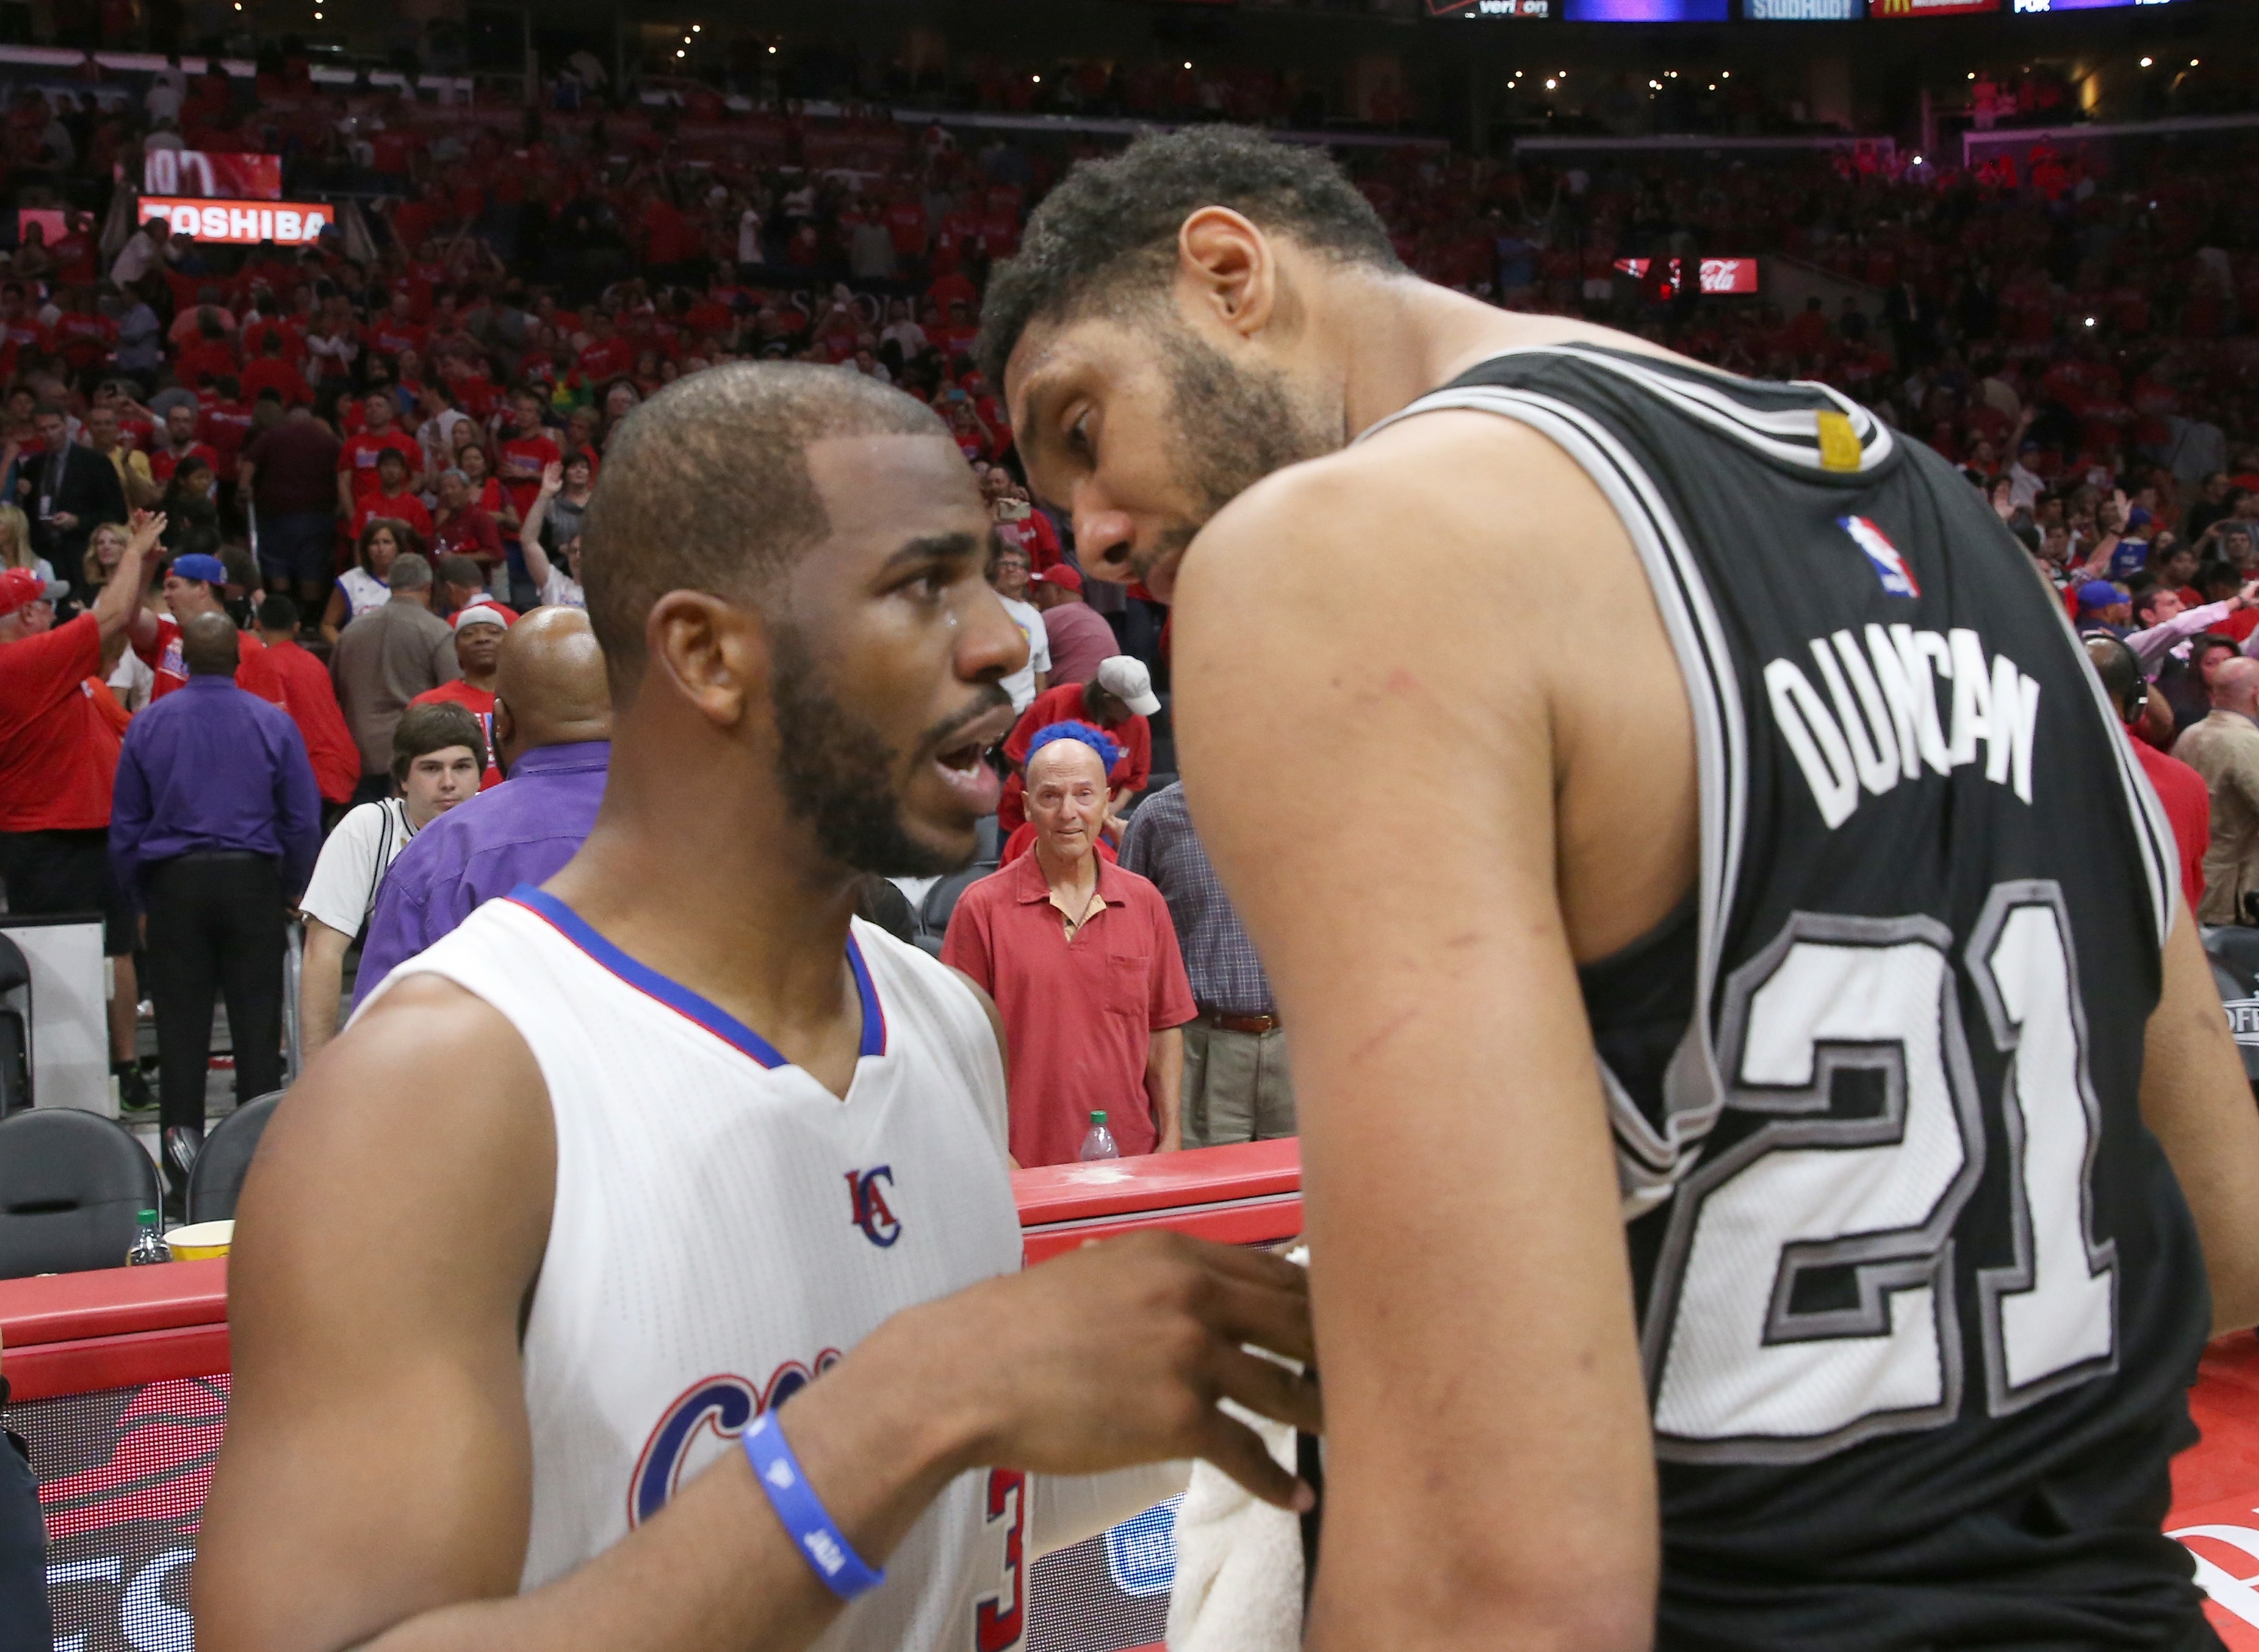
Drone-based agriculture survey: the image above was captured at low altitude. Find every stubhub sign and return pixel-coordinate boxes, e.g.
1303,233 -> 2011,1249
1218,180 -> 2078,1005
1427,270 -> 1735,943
139,197 -> 334,246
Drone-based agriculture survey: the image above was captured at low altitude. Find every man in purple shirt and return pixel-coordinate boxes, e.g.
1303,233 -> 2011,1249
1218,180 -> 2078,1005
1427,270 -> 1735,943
110,612 -> 322,1194
355,608 -> 612,997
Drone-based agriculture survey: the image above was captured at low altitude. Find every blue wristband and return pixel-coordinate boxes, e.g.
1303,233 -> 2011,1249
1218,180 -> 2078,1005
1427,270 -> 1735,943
741,1410 -> 887,1600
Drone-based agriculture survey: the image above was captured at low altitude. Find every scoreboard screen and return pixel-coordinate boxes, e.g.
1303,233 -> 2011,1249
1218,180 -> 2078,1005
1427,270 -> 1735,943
1561,0 -> 1729,18
1746,0 -> 1861,16
1870,0 -> 2001,14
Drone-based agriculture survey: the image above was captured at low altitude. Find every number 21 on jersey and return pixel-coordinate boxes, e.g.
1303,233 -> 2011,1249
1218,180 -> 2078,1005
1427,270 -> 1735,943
1645,880 -> 2118,1463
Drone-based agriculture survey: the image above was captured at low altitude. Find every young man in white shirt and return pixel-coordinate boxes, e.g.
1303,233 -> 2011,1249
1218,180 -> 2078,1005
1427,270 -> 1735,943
296,700 -> 486,1061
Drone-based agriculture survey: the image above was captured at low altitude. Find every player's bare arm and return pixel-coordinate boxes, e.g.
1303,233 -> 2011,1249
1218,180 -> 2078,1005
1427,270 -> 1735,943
2139,898 -> 2259,1333
194,976 -> 1320,1652
1174,415 -> 1689,1652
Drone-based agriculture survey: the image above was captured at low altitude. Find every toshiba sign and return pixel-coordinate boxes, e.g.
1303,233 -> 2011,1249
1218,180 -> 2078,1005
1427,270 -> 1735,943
139,197 -> 334,246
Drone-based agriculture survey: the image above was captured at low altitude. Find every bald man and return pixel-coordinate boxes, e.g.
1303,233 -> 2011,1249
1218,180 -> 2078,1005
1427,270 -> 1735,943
2175,654 -> 2259,925
945,728 -> 1196,1166
353,607 -> 615,992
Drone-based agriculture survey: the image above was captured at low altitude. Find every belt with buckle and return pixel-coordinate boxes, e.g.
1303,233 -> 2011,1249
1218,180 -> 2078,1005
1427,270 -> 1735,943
1200,1004 -> 1282,1035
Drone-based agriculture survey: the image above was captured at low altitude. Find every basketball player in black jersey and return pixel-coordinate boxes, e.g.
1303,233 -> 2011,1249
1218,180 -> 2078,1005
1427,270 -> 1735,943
984,128 -> 2259,1650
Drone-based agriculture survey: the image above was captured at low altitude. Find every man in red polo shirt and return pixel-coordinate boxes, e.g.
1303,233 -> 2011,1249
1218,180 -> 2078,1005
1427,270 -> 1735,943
0,515 -> 165,1108
996,656 -> 1157,833
944,726 -> 1194,1167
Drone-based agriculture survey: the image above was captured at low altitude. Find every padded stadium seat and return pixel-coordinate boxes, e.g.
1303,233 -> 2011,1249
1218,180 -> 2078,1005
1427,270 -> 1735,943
187,1090 -> 284,1224
2200,928 -> 2259,1085
0,932 -> 28,1114
0,1108 -> 163,1278
919,867 -> 994,950
975,814 -> 1000,864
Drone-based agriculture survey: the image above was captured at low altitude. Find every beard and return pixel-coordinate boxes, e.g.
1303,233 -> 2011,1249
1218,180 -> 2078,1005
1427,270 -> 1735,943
768,623 -> 998,879
1136,325 -> 1338,581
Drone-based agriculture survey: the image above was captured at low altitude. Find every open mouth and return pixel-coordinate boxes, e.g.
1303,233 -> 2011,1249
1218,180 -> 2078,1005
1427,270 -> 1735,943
927,703 -> 1016,815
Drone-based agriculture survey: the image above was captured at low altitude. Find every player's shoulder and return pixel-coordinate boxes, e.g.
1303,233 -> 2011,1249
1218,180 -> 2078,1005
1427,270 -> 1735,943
1181,407 -> 1616,620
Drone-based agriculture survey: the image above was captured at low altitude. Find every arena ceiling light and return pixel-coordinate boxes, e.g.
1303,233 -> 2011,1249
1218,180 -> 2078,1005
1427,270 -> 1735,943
2139,56 -> 2153,66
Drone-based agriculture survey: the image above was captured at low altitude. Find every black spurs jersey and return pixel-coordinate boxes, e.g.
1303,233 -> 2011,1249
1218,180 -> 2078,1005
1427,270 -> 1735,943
1376,346 -> 2216,1650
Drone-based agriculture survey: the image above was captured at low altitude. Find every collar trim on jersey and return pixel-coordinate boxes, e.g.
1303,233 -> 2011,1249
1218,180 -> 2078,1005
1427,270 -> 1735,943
505,884 -> 887,1067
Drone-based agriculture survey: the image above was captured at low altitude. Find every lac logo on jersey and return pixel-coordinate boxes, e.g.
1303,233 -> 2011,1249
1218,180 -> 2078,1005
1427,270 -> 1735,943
847,1165 -> 903,1248
1841,515 -> 1922,599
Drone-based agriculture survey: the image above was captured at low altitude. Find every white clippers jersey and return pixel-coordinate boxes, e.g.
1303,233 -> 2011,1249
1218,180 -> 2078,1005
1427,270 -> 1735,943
368,885 -> 1032,1652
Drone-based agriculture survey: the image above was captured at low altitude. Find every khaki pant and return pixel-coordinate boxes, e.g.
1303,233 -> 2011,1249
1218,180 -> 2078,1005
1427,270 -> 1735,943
1181,1019 -> 1297,1148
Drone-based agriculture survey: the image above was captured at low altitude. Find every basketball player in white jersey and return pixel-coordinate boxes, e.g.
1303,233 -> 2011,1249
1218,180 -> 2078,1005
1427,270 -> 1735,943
983,130 -> 2259,1650
194,364 -> 1319,1652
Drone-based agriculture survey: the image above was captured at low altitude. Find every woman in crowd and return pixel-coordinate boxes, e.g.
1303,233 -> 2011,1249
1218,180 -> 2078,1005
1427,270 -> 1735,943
454,440 -> 519,538
77,520 -> 132,603
295,701 -> 487,1064
320,519 -> 418,643
0,502 -> 52,587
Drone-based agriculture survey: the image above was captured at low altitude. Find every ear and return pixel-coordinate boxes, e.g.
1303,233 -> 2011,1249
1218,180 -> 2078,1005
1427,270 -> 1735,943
1176,206 -> 1278,343
489,693 -> 515,748
645,590 -> 768,730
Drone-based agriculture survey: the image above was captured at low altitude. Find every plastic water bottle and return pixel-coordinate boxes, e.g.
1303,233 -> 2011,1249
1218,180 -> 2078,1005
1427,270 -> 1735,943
1078,1111 -> 1120,1162
124,1209 -> 172,1266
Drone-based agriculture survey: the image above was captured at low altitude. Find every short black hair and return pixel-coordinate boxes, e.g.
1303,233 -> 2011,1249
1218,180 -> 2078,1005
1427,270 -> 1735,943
257,592 -> 297,632
581,362 -> 947,696
977,126 -> 1402,386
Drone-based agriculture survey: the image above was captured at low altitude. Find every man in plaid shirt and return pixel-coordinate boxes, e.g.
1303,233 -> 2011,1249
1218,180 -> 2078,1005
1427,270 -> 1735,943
1120,782 -> 1297,1146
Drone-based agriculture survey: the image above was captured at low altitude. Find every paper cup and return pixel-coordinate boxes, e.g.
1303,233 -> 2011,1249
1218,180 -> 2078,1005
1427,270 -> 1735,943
164,1221 -> 233,1260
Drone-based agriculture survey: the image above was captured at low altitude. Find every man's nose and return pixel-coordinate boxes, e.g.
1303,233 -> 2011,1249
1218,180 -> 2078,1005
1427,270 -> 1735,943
959,584 -> 1028,681
1074,503 -> 1137,579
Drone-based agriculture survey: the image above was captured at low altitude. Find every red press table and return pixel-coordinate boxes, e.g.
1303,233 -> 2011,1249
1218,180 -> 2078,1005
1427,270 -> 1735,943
7,1135 -> 2259,1649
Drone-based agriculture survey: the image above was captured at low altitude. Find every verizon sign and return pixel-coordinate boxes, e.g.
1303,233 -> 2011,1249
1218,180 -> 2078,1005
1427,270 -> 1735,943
140,198 -> 334,246
1613,257 -> 1761,295
142,150 -> 282,200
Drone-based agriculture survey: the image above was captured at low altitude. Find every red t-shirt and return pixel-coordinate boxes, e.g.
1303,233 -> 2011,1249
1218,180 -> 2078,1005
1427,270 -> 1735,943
940,850 -> 1195,1166
352,491 -> 434,542
241,355 -> 311,407
997,683 -> 1151,832
135,616 -> 287,706
148,440 -> 219,486
2129,733 -> 2208,915
408,678 -> 502,789
498,433 -> 561,523
578,336 -> 634,381
0,614 -> 122,831
263,636 -> 361,804
432,505 -> 503,565
339,430 -> 423,498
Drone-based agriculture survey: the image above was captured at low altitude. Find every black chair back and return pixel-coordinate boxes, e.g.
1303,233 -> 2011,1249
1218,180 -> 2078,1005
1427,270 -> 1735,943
0,1109 -> 162,1278
188,1091 -> 284,1224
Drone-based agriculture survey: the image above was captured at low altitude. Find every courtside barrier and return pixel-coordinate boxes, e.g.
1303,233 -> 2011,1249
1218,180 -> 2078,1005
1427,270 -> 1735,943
8,1136 -> 2257,1648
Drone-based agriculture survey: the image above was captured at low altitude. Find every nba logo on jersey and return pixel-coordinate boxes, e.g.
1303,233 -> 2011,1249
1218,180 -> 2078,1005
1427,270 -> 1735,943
1840,515 -> 1921,599
847,1166 -> 903,1248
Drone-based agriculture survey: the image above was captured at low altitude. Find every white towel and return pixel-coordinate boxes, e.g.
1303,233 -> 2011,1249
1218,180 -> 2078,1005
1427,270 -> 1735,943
1164,1402 -> 1304,1652
1166,1242 -> 1311,1652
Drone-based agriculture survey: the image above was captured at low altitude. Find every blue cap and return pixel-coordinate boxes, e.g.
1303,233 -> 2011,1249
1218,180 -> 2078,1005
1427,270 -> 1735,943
169,553 -> 227,585
2077,580 -> 2123,612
